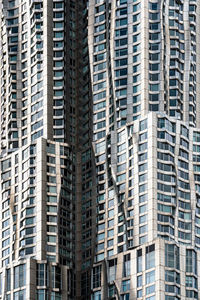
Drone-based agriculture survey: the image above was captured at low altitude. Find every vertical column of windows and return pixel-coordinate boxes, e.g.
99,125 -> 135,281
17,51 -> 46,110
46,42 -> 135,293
53,0 -> 65,142
46,142 -> 57,263
80,6 -> 94,296
1,158 -> 11,267
36,262 -> 62,298
95,193 -> 105,261
145,245 -> 155,299
188,1 -> 197,126
117,130 -> 127,254
106,145 -> 115,259
132,0 -> 141,120
157,118 -> 176,240
137,245 -> 156,299
19,144 -> 36,258
115,0 -> 128,127
92,264 -> 101,297
148,1 -> 160,112
6,2 -> 20,149
138,120 -> 148,244
165,243 -> 180,298
5,268 -> 11,298
46,142 -> 74,267
193,131 -> 200,247
20,2 -> 28,145
21,1 -> 28,146
95,160 -> 106,262
137,248 -> 143,298
0,16 -> 8,150
92,0 -> 107,271
59,145 -> 74,268
177,126 -> 191,243
81,150 -> 93,267
13,264 -> 26,299
185,249 -> 198,299
30,1 -> 44,143
127,127 -> 134,249
168,1 -> 184,120
93,1 -> 107,141
120,253 -> 131,299
68,0 -> 77,145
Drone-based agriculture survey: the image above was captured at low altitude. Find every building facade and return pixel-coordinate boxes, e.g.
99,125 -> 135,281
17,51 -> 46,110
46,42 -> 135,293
1,0 -> 200,300
91,112 -> 200,299
0,0 -> 89,299
0,138 -> 74,299
88,0 -> 200,299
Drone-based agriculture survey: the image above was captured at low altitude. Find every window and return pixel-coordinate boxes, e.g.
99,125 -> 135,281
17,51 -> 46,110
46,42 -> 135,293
37,264 -> 47,286
186,250 -> 197,274
95,141 -> 106,153
139,214 -> 147,224
185,290 -> 198,299
117,8 -> 127,16
137,289 -> 142,298
107,239 -> 113,248
123,253 -> 131,276
165,270 -> 180,284
140,119 -> 147,131
137,249 -> 142,272
116,18 -> 127,27
139,224 -> 147,234
108,285 -> 115,298
139,204 -> 147,213
186,276 -> 197,289
146,245 -> 155,269
92,291 -> 101,300
165,244 -> 179,269
120,294 -> 130,300
115,58 -> 127,67
137,275 -> 142,287
119,0 -> 127,4
14,290 -> 26,300
14,264 -> 26,288
146,270 -> 155,284
115,28 -> 128,37
37,290 -> 46,300
108,229 -> 114,237
108,259 -> 117,282
146,284 -> 155,295
122,279 -> 130,292
133,3 -> 141,12
93,265 -> 101,288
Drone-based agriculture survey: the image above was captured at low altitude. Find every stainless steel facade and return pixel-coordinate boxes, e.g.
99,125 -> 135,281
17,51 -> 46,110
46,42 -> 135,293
1,0 -> 200,299
88,0 -> 200,299
0,0 -> 83,299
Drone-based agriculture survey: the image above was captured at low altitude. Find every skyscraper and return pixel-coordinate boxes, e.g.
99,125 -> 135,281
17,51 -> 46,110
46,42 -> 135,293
1,0 -> 200,300
88,0 -> 200,299
0,0 -> 89,299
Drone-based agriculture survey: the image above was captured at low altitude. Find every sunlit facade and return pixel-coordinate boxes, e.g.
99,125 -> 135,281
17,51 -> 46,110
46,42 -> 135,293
88,0 -> 200,299
1,0 -> 200,299
0,0 -> 83,299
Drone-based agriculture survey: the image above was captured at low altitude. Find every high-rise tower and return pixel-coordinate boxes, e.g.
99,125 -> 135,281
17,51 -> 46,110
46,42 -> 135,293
1,0 -> 200,300
0,0 -> 90,299
87,0 -> 200,299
